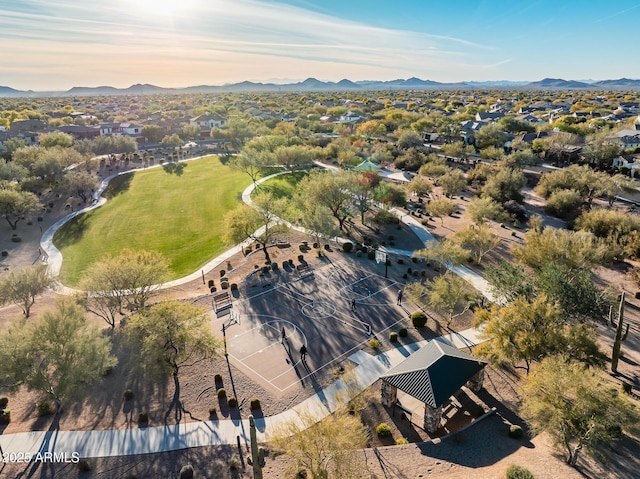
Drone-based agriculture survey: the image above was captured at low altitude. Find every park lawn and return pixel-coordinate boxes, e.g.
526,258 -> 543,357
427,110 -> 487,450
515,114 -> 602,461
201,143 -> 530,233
259,171 -> 307,199
54,156 -> 250,285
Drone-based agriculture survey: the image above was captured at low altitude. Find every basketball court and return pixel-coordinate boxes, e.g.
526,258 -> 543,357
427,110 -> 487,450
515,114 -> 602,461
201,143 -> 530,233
209,259 -> 411,395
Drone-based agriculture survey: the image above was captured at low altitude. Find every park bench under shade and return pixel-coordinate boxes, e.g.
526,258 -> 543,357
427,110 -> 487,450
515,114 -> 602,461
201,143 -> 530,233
380,340 -> 486,432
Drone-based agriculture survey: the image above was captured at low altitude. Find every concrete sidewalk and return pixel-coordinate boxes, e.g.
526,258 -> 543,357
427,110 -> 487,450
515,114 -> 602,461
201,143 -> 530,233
0,328 -> 482,459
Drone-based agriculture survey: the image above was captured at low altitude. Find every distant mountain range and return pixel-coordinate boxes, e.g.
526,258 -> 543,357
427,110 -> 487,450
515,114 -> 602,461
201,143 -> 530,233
2,77 -> 640,97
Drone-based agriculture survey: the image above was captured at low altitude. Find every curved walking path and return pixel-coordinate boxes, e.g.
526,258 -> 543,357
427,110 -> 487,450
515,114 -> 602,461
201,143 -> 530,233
10,161 -> 495,459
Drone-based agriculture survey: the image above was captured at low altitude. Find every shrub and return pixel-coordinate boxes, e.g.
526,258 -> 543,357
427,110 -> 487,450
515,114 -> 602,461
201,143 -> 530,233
36,398 -> 53,417
209,407 -> 217,417
389,332 -> 399,342
228,397 -> 238,408
368,338 -> 380,349
229,457 -> 240,470
208,279 -> 214,287
123,389 -> 134,401
271,262 -> 279,270
635,291 -> 640,300
367,251 -> 376,260
179,464 -> 195,479
0,409 -> 10,425
397,258 -> 404,264
511,231 -> 517,237
342,242 -> 354,253
217,388 -> 227,398
376,422 -> 392,438
0,397 -> 7,409
220,269 -> 226,277
373,209 -> 400,224
214,373 -> 223,383
622,382 -> 632,394
356,250 -> 363,258
138,412 -> 149,423
230,283 -> 238,291
77,460 -> 92,472
508,424 -> 523,438
298,254 -> 304,262
1,250 -> 8,257
395,437 -> 409,445
398,328 -> 408,337
262,265 -> 270,274
411,311 -> 428,328
11,235 -> 21,243
250,398 -> 261,410
37,216 -> 43,222
505,464 -> 534,479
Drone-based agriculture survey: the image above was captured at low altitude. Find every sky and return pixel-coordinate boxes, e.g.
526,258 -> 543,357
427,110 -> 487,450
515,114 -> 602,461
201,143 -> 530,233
2,0 -> 640,91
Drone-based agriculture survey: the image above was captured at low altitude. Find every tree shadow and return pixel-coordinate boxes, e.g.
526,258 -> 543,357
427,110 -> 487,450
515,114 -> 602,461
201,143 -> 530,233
51,213 -> 90,248
162,163 -> 187,175
102,172 -> 133,199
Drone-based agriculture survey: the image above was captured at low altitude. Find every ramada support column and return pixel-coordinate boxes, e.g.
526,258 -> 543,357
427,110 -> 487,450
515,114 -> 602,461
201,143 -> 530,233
423,404 -> 443,433
466,369 -> 485,392
380,381 -> 397,407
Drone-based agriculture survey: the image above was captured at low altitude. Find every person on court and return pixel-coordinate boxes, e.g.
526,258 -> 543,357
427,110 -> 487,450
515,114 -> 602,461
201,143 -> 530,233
397,289 -> 403,305
351,298 -> 356,311
300,344 -> 307,360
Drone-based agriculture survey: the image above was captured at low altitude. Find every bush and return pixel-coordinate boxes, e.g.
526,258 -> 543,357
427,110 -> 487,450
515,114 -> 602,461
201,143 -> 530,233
367,251 -> 376,260
376,422 -> 392,438
77,460 -> 92,472
395,437 -> 409,445
398,328 -> 408,337
0,397 -> 7,409
209,407 -> 217,417
217,388 -> 227,398
36,398 -> 53,417
229,457 -> 240,470
179,464 -> 195,479
508,424 -> 524,438
123,389 -> 134,401
1,250 -> 8,257
230,283 -> 238,291
397,258 -> 404,265
368,338 -> 380,349
389,332 -> 399,342
220,269 -> 226,277
622,382 -> 632,394
138,412 -> 149,423
342,242 -> 354,253
544,188 -> 583,220
505,464 -> 534,479
228,397 -> 238,408
356,250 -> 363,258
11,235 -> 21,243
298,254 -> 304,262
373,209 -> 400,224
214,373 -> 223,383
271,262 -> 279,270
411,311 -> 428,328
250,398 -> 261,410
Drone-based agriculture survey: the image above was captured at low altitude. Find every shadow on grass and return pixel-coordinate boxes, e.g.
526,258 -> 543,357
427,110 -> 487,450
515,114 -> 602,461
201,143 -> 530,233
162,163 -> 187,176
51,213 -> 90,248
102,172 -> 133,199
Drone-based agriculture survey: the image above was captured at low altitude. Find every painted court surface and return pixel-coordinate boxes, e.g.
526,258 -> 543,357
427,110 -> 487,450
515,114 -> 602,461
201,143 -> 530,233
209,259 -> 409,395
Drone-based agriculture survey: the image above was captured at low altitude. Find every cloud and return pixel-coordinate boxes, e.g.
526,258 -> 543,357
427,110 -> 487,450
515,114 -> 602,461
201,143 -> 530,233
1,0 -> 503,89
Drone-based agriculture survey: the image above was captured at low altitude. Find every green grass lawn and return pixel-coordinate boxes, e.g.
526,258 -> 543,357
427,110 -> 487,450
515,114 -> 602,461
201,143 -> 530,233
54,156 -> 250,285
259,171 -> 307,199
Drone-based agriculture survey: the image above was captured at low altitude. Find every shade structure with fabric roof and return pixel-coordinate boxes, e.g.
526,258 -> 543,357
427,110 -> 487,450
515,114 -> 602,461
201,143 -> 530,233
353,158 -> 381,171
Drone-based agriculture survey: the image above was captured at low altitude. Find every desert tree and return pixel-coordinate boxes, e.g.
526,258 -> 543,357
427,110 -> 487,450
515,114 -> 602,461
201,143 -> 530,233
126,300 -> 221,422
452,224 -> 501,265
0,263 -> 55,318
439,168 -> 466,197
425,197 -> 456,225
0,187 -> 42,230
0,298 -> 117,412
269,407 -> 369,479
465,196 -> 508,224
224,191 -> 288,262
60,170 -> 100,203
521,355 -> 639,466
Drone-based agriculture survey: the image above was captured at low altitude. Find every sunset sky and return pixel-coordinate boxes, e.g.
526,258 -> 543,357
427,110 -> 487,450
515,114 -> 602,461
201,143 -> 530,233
2,0 -> 640,91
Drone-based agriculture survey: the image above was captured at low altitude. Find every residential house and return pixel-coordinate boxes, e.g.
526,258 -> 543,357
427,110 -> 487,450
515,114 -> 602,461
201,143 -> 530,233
190,113 -> 228,130
57,125 -> 101,140
607,129 -> 640,150
9,119 -> 47,133
475,111 -> 504,122
460,120 -> 487,145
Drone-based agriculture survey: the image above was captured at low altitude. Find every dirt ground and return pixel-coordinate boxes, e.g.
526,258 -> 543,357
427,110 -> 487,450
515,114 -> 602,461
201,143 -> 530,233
2,167 -> 640,479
